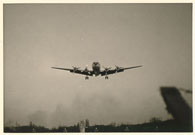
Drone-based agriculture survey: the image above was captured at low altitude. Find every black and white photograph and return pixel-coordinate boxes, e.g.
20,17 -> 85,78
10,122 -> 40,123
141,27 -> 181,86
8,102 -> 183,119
3,3 -> 193,133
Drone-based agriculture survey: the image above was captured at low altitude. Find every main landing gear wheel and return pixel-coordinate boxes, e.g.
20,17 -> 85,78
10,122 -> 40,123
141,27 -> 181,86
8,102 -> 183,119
105,76 -> 109,79
85,76 -> 89,80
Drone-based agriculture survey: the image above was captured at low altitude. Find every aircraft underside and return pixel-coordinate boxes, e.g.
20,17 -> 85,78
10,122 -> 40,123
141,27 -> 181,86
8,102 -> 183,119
52,62 -> 142,80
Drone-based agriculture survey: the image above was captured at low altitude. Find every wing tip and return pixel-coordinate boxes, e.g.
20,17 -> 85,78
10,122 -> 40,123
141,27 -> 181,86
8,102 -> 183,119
51,67 -> 59,69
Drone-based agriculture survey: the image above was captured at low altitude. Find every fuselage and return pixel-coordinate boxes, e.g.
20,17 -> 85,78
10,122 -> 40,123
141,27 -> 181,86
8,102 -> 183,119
92,62 -> 101,76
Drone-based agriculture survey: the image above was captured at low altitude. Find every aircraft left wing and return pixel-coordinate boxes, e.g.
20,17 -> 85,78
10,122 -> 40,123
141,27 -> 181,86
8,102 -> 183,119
51,67 -> 93,76
100,65 -> 142,76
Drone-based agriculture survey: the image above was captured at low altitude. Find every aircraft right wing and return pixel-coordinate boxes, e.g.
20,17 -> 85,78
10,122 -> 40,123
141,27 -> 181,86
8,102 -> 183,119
100,65 -> 142,76
51,67 -> 93,76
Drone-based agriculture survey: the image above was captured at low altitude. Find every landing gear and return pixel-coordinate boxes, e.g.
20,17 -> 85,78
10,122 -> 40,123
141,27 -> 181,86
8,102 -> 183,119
85,76 -> 89,80
105,76 -> 109,79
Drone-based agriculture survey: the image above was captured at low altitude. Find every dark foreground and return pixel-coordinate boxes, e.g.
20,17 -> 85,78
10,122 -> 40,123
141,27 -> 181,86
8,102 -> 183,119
4,119 -> 192,132
5,87 -> 193,132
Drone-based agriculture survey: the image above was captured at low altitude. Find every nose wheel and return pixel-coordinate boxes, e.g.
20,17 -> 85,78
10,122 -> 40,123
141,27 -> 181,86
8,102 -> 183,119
105,76 -> 109,79
85,76 -> 89,80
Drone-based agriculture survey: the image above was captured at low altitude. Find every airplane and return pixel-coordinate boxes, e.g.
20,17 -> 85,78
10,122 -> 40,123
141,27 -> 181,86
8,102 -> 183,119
51,62 -> 142,80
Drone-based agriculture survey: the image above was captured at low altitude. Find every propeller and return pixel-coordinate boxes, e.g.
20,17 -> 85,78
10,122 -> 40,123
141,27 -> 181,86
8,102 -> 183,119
115,65 -> 124,72
72,66 -> 80,72
84,65 -> 89,72
115,65 -> 122,70
102,66 -> 111,71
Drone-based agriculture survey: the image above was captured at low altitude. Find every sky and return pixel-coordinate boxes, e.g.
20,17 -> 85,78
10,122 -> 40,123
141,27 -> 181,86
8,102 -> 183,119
4,3 -> 192,128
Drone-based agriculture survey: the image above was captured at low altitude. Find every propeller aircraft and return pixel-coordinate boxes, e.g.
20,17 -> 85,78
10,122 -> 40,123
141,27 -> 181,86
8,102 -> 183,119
52,62 -> 142,80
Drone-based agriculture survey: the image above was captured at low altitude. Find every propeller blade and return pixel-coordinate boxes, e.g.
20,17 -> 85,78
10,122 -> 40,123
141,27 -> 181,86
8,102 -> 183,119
72,66 -> 80,69
115,65 -> 121,69
103,66 -> 111,70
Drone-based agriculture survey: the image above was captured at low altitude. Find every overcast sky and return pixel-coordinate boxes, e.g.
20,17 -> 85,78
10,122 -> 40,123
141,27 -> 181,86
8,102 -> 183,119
4,4 -> 192,128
